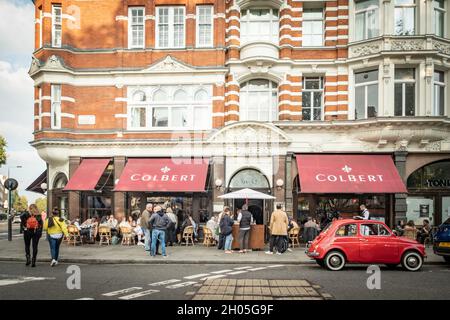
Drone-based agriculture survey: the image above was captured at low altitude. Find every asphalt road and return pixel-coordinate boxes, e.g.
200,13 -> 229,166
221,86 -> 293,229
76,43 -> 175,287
0,261 -> 449,300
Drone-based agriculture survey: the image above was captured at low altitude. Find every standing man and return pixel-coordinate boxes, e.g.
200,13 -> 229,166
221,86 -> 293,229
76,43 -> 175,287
140,203 -> 153,252
237,204 -> 253,253
266,204 -> 288,255
360,204 -> 370,220
149,205 -> 171,257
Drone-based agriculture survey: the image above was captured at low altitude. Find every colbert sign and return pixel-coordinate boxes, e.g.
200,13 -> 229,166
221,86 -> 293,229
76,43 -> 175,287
115,158 -> 209,192
296,154 -> 407,194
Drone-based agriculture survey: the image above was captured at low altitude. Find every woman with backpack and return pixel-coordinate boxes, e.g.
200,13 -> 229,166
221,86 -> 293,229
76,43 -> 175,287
20,204 -> 43,267
220,210 -> 235,254
43,207 -> 69,267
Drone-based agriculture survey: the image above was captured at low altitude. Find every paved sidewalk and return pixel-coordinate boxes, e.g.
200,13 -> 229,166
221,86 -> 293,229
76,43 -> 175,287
0,237 -> 445,265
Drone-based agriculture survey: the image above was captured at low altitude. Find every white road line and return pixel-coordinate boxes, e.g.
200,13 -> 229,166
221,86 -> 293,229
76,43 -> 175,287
149,279 -> 180,286
233,266 -> 253,270
166,281 -> 197,289
200,275 -> 227,281
227,270 -> 249,275
102,287 -> 143,297
76,298 -> 94,300
0,276 -> 55,287
118,289 -> 160,300
248,267 -> 268,271
210,269 -> 233,274
184,273 -> 210,280
267,264 -> 285,268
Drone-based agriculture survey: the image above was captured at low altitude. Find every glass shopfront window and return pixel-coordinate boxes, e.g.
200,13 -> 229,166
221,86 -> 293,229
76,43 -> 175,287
406,196 -> 435,226
86,196 -> 112,219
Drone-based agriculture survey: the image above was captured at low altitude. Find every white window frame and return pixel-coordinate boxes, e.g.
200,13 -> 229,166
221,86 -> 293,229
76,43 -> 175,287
434,0 -> 446,37
433,70 -> 446,116
52,4 -> 62,48
354,0 -> 379,41
196,5 -> 214,48
128,7 -> 145,49
240,8 -> 279,45
38,87 -> 42,130
354,70 -> 379,119
394,68 -> 416,116
240,80 -> 278,122
51,85 -> 61,129
302,8 -> 324,47
394,0 -> 416,35
156,6 -> 186,49
127,86 -> 212,130
302,77 -> 324,121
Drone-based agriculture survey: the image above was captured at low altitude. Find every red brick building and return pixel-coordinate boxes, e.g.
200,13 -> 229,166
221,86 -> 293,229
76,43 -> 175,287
29,0 -> 450,228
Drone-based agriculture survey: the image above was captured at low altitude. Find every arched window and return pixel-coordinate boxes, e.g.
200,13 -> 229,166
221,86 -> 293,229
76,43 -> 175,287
229,168 -> 270,189
174,89 -> 188,101
194,89 -> 209,102
53,173 -> 68,189
240,8 -> 279,44
240,79 -> 278,121
132,90 -> 146,102
153,89 -> 168,102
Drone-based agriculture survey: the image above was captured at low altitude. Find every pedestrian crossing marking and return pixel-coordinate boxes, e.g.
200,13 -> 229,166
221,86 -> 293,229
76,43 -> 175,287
149,279 -> 180,286
227,270 -> 249,275
0,276 -> 55,287
102,287 -> 143,297
184,273 -> 210,280
199,275 -> 227,281
118,289 -> 160,300
166,281 -> 197,289
233,266 -> 253,270
210,269 -> 233,274
76,298 -> 94,300
267,264 -> 285,268
248,267 -> 268,271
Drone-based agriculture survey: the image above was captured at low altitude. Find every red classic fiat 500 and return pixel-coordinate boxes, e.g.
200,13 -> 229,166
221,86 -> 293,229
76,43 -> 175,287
306,219 -> 426,271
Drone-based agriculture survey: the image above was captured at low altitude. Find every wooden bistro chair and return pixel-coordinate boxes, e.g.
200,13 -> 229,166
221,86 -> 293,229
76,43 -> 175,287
183,226 -> 195,246
98,226 -> 112,246
289,227 -> 300,248
120,227 -> 135,246
202,226 -> 215,247
66,225 -> 82,246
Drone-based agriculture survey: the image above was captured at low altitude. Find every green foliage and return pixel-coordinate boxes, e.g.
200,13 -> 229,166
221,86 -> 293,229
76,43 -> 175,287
35,197 -> 47,213
0,136 -> 6,167
12,190 -> 28,212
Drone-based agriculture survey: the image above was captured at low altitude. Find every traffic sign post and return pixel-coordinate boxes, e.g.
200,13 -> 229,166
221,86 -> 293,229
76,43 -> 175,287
4,178 -> 18,242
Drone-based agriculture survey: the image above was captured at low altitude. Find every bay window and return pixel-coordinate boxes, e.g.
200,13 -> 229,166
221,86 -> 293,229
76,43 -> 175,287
52,4 -> 62,47
128,86 -> 212,130
156,6 -> 185,48
196,5 -> 213,47
240,8 -> 279,44
128,7 -> 145,49
354,70 -> 379,119
434,70 -> 445,116
51,85 -> 61,129
394,68 -> 416,116
303,8 -> 324,46
302,77 -> 324,121
240,80 -> 278,122
395,0 -> 415,35
354,0 -> 379,41
434,0 -> 446,37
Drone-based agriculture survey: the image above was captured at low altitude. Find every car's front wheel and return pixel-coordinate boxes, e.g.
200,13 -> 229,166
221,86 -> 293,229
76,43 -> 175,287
324,251 -> 346,271
401,251 -> 423,272
444,256 -> 450,264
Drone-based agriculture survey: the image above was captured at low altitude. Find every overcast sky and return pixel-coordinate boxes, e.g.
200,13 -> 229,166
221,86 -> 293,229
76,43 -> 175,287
0,0 -> 46,204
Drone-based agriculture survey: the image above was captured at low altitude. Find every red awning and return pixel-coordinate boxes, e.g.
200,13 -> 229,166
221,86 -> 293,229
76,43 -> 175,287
64,159 -> 110,191
114,158 -> 209,192
296,154 -> 407,194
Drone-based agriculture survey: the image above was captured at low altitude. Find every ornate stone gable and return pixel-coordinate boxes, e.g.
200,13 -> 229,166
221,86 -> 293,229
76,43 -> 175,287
143,55 -> 196,73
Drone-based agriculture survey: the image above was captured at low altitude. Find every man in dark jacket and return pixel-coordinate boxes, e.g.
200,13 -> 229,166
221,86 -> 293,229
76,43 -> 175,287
237,204 -> 253,253
149,206 -> 171,257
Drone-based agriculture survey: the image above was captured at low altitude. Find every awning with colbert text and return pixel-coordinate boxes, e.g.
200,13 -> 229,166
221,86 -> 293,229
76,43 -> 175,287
295,154 -> 407,193
114,158 -> 209,192
64,158 -> 111,191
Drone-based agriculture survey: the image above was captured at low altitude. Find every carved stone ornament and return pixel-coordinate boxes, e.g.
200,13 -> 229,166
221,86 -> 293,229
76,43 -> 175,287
144,55 -> 194,73
424,141 -> 441,152
28,56 -> 41,75
350,43 -> 381,57
433,40 -> 450,55
390,40 -> 425,51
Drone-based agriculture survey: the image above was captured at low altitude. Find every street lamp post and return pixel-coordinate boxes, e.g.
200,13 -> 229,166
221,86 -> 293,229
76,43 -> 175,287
6,166 -> 22,241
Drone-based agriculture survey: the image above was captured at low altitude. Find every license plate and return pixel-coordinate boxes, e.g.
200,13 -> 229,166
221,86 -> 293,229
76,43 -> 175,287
439,242 -> 450,247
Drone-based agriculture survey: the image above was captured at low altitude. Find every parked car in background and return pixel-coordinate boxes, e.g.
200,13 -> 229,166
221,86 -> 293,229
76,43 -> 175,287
306,218 -> 426,271
13,214 -> 21,224
0,213 -> 7,221
433,218 -> 450,264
